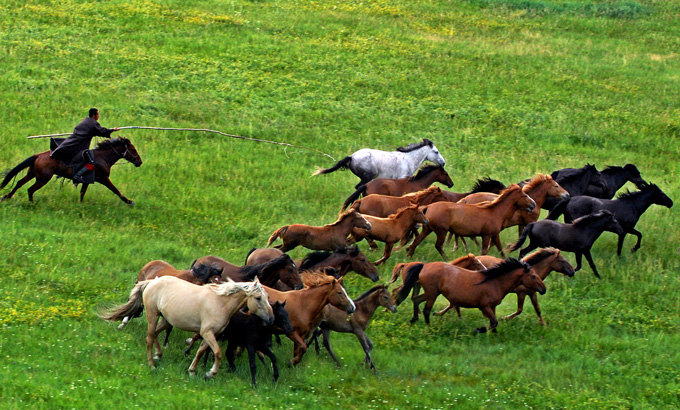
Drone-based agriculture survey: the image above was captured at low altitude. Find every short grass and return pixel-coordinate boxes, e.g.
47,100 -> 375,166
1,0 -> 679,408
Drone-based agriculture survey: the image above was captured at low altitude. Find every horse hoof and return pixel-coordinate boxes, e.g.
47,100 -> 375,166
117,323 -> 126,330
204,372 -> 214,380
126,200 -> 135,206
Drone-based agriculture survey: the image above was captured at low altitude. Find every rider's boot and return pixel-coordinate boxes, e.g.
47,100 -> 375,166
73,150 -> 95,185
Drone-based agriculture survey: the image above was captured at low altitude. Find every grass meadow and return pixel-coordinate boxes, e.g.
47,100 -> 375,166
1,0 -> 679,408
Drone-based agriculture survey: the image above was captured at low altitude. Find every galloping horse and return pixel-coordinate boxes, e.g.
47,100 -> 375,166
343,186 -> 449,216
267,209 -> 371,252
137,260 -> 224,285
343,165 -> 454,206
397,259 -> 545,333
298,246 -> 380,282
406,185 -> 536,258
194,254 -> 303,290
440,177 -> 506,202
313,138 -> 446,188
100,276 -> 273,379
540,164 -> 606,210
552,164 -> 647,199
1,137 -> 142,204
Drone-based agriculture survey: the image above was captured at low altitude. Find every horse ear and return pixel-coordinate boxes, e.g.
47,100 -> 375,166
218,267 -> 224,274
253,276 -> 260,284
190,259 -> 197,268
281,300 -> 287,307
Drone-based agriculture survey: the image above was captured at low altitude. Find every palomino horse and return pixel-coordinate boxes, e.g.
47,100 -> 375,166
547,183 -> 673,256
1,137 -> 142,204
264,272 -> 356,366
474,248 -> 574,325
100,276 -> 273,379
342,186 -> 449,216
313,138 -> 446,188
509,210 -> 624,278
406,184 -> 536,258
308,284 -> 397,370
194,254 -> 303,290
440,177 -> 507,202
350,204 -> 429,265
396,259 -> 545,333
267,209 -> 371,252
343,165 -> 454,206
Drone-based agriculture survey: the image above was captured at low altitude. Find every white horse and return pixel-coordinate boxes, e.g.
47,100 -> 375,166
100,276 -> 273,379
313,138 -> 446,187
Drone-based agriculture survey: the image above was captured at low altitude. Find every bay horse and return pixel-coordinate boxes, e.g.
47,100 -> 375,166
472,248 -> 574,325
194,254 -> 303,290
342,186 -> 449,216
298,246 -> 380,282
100,276 -> 273,379
313,138 -> 446,188
264,272 -> 356,366
1,137 -> 142,204
440,177 -> 507,202
406,184 -> 536,258
349,204 -> 429,265
509,210 -> 624,278
539,164 -> 606,211
266,209 -> 371,252
547,183 -> 673,255
397,258 -> 545,333
342,165 -> 454,206
552,164 -> 647,199
307,284 -> 397,370
244,248 -> 287,266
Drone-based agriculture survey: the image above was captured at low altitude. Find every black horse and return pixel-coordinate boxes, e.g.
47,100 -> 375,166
547,184 -> 673,255
540,164 -> 607,211
509,210 -> 624,278
553,164 -> 647,199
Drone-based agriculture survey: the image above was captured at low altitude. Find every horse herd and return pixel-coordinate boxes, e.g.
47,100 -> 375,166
2,138 -> 673,386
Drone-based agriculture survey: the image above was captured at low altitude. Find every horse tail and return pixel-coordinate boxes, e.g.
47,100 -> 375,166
389,263 -> 409,285
98,280 -> 150,323
267,226 -> 288,247
546,198 -> 570,221
1,155 -> 37,189
312,156 -> 351,176
507,224 -> 533,253
396,263 -> 424,305
341,184 -> 367,211
244,248 -> 258,265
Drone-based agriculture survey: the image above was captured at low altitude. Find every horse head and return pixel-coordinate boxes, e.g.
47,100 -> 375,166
328,279 -> 356,314
342,245 -> 379,282
349,210 -> 372,231
275,254 -> 303,290
378,285 -> 398,313
623,164 -> 648,188
244,278 -> 274,325
540,175 -> 570,200
509,185 -> 536,212
424,140 -> 446,168
272,301 -> 294,334
550,249 -> 575,277
434,166 -> 454,188
597,210 -> 625,235
520,266 -> 547,295
648,183 -> 673,208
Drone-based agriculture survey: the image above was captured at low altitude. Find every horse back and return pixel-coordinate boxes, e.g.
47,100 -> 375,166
138,260 -> 177,281
195,255 -> 241,279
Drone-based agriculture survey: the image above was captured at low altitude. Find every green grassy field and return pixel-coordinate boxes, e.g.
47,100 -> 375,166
1,0 -> 679,407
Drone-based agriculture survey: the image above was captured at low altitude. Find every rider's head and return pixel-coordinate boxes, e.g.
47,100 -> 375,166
88,108 -> 99,120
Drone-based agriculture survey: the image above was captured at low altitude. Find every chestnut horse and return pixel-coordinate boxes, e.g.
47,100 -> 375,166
350,204 -> 429,265
440,177 -> 507,202
343,186 -> 449,216
267,209 -> 371,252
473,248 -> 574,325
264,272 -> 356,366
406,184 -> 536,258
1,137 -> 142,204
396,258 -> 546,333
342,165 -> 454,207
194,254 -> 303,290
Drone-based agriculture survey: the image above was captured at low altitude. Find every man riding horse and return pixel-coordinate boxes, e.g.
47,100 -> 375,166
50,108 -> 119,184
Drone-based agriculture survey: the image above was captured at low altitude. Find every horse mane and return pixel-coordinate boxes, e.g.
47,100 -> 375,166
299,251 -> 333,270
408,165 -> 442,182
300,270 -> 335,287
571,210 -> 613,226
403,186 -> 440,200
522,174 -> 551,192
354,284 -> 385,302
95,137 -> 129,150
478,258 -> 529,284
328,209 -> 361,227
601,165 -> 624,174
450,254 -> 477,265
522,248 -> 557,266
241,254 -> 293,279
389,204 -> 418,219
616,183 -> 658,200
190,263 -> 221,282
205,278 -> 246,296
396,138 -> 433,152
469,177 -> 506,194
555,164 -> 597,183
476,184 -> 520,208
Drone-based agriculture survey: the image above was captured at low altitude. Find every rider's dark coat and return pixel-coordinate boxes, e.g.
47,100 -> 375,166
50,117 -> 114,164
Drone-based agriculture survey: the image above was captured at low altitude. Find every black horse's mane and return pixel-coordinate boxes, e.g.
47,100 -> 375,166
95,137 -> 129,150
300,251 -> 333,270
469,177 -> 506,194
241,254 -> 293,279
408,164 -> 443,182
478,258 -> 529,284
396,138 -> 433,152
191,263 -> 222,282
553,164 -> 598,183
571,210 -> 614,226
616,183 -> 658,200
523,248 -> 556,267
354,284 -> 386,302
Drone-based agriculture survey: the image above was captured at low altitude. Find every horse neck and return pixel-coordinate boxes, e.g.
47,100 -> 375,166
221,290 -> 249,316
489,190 -> 524,220
299,283 -> 334,321
404,146 -> 431,170
257,265 -> 281,287
602,170 -> 629,194
620,190 -> 655,216
578,219 -> 611,243
527,256 -> 557,280
330,255 -> 353,276
484,269 -> 527,299
352,290 -> 382,328
95,148 -> 121,166
524,182 -> 549,208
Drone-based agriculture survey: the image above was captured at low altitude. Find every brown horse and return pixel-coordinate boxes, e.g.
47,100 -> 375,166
267,209 -> 371,252
244,248 -> 286,266
342,186 -> 449,215
136,260 -> 224,285
396,258 -> 546,333
342,165 -> 454,207
264,272 -> 356,366
440,177 -> 507,202
350,204 -> 429,265
1,137 -> 142,204
194,254 -> 303,290
473,248 -> 574,325
406,184 -> 535,258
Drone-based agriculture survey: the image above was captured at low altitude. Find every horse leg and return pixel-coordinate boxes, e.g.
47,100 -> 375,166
145,308 -> 160,368
492,235 -> 505,257
1,173 -> 35,201
374,242 -> 393,265
474,306 -> 498,334
366,237 -> 379,251
617,233 -> 626,256
434,302 -> 456,316
433,230 -> 448,260
574,252 -> 583,272
451,234 -> 459,252
406,225 -> 432,257
356,330 -> 375,371
99,176 -> 134,205
246,344 -> 258,387
287,332 -> 308,367
153,317 -> 172,351
583,250 -> 600,279
225,342 -> 237,372
422,298 -> 436,325
528,292 -> 545,325
481,236 -> 492,255
410,293 -> 427,323
630,228 -> 643,253
503,293 -> 526,321
188,340 -> 210,375
518,241 -> 538,259
260,346 -> 279,382
184,333 -> 201,356
321,328 -> 341,366
26,176 -> 52,202
305,328 -> 321,354
199,331 -> 222,379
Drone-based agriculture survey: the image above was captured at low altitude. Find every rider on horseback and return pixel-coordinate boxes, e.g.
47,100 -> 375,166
50,108 -> 119,184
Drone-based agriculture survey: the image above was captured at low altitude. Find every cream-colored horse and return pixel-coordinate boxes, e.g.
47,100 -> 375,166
101,276 -> 273,379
